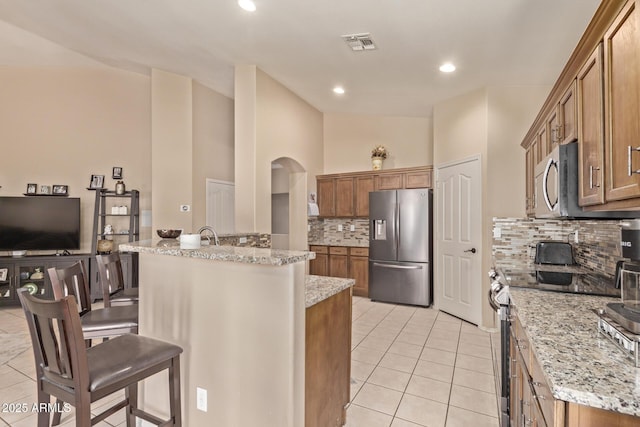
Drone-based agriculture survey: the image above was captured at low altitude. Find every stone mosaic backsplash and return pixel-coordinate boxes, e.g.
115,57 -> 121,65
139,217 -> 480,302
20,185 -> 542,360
307,218 -> 369,246
492,217 -> 622,277
218,233 -> 271,248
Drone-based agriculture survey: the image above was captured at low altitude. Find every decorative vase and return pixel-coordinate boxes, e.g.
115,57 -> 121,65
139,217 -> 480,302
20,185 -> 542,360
372,156 -> 384,170
115,180 -> 126,195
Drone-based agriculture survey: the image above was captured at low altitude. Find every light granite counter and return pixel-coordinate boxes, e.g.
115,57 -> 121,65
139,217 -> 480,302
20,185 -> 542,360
308,239 -> 369,248
509,288 -> 640,417
120,239 -> 314,266
305,275 -> 354,308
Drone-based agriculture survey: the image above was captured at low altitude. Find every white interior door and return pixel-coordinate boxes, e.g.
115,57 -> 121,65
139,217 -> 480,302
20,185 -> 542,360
206,179 -> 235,234
435,156 -> 482,325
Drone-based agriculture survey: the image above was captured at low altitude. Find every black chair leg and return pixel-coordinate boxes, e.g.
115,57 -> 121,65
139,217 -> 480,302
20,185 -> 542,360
125,383 -> 138,427
36,389 -> 50,427
51,398 -> 63,425
169,356 -> 182,427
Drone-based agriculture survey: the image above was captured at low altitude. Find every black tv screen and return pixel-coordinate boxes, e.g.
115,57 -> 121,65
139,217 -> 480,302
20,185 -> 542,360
0,197 -> 81,251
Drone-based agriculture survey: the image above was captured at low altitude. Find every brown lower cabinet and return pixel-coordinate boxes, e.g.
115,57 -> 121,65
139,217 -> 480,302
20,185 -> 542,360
305,287 -> 351,427
309,245 -> 369,297
512,308 -> 639,427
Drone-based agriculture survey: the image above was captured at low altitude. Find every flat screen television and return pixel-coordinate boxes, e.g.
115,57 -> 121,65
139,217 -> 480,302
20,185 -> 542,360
0,197 -> 81,251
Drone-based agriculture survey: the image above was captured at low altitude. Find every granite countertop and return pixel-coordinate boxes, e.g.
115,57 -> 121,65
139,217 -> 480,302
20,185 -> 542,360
120,239 -> 315,266
308,240 -> 369,248
305,275 -> 354,308
509,288 -> 640,417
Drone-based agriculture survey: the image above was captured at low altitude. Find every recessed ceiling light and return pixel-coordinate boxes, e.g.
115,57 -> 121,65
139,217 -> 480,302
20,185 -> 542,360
439,63 -> 456,73
333,86 -> 345,95
238,0 -> 256,12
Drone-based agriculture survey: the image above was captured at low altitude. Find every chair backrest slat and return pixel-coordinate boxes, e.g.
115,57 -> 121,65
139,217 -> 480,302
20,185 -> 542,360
96,253 -> 126,307
48,261 -> 92,315
18,289 -> 87,390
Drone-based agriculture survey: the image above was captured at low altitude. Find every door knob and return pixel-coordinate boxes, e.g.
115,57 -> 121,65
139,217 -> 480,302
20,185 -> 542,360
464,248 -> 477,254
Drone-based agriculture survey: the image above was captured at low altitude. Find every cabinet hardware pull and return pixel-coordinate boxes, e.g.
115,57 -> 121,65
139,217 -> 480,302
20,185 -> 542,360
627,145 -> 640,176
589,165 -> 601,189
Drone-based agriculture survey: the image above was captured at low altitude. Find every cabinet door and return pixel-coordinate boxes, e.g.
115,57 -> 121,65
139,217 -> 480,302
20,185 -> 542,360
329,247 -> 348,278
538,122 -> 550,159
309,246 -> 329,276
546,108 -> 560,151
317,179 -> 335,217
335,177 -> 355,217
355,176 -> 375,217
577,44 -> 605,206
405,170 -> 432,189
376,173 -> 403,190
510,331 -> 521,427
0,263 -> 16,305
16,261 -> 48,299
604,0 -> 640,201
559,80 -> 578,144
349,253 -> 369,297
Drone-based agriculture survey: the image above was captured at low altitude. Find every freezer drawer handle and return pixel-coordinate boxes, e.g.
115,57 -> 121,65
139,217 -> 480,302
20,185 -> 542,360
372,263 -> 423,270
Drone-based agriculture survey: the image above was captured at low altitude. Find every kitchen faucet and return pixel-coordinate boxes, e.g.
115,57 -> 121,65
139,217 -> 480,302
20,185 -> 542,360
198,226 -> 220,246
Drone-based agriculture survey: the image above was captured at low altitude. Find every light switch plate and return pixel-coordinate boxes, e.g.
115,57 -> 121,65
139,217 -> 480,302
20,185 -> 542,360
196,387 -> 207,412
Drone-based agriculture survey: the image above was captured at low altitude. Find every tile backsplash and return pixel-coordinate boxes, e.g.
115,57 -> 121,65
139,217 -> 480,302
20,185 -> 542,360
492,217 -> 622,277
307,218 -> 369,246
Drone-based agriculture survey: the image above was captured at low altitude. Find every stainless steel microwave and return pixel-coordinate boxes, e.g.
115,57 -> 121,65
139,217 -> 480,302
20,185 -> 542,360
534,142 -> 638,219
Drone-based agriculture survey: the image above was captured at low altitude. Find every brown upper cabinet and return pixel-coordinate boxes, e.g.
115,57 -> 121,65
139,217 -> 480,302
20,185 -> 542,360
521,0 -> 640,213
604,0 -> 640,203
316,166 -> 432,218
577,43 -> 605,207
558,80 -> 578,145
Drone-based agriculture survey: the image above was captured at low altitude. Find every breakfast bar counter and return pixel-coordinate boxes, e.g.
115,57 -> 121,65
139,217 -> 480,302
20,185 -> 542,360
121,239 -> 315,427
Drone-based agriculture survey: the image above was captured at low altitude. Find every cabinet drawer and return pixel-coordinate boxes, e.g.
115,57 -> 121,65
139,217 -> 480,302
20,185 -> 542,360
350,247 -> 369,257
310,245 -> 328,254
531,351 -> 562,427
329,247 -> 348,255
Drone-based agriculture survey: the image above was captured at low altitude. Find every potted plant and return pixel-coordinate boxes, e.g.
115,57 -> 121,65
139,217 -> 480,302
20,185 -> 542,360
371,145 -> 388,170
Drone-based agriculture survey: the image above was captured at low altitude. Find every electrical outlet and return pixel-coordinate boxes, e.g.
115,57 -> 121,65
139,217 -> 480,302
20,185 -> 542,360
239,237 -> 247,244
493,227 -> 501,239
180,204 -> 191,212
574,230 -> 579,243
196,387 -> 207,412
350,225 -> 355,232
338,224 -> 343,232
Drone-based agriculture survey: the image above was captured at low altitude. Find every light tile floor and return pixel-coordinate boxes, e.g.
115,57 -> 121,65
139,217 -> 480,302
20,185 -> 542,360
0,297 -> 499,426
347,296 -> 499,427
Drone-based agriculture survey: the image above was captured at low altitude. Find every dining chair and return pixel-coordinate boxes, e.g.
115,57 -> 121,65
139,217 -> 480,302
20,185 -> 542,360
47,260 -> 138,346
95,253 -> 139,307
17,288 -> 182,427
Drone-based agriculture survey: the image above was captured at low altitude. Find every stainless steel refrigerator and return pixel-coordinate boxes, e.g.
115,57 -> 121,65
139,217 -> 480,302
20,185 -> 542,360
369,189 -> 433,306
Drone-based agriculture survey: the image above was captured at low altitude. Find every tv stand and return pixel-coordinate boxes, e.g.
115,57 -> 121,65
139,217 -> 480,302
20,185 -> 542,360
0,253 -> 92,306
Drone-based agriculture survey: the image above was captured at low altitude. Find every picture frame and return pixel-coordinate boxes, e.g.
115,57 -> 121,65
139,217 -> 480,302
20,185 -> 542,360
40,185 -> 51,195
0,268 -> 6,282
52,185 -> 68,195
26,183 -> 37,195
89,174 -> 104,189
112,166 -> 123,180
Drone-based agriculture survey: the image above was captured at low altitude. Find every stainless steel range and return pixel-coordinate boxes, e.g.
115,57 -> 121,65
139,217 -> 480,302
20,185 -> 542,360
488,262 -> 621,427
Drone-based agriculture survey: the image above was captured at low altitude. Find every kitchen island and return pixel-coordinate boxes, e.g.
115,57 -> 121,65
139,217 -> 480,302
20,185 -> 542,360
509,287 -> 640,425
121,240 -> 353,426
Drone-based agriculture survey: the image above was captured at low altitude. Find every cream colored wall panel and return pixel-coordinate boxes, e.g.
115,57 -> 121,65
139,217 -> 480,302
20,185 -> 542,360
323,113 -> 432,174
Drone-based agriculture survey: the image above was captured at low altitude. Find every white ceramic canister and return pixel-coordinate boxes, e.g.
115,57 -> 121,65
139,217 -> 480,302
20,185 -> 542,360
179,233 -> 201,249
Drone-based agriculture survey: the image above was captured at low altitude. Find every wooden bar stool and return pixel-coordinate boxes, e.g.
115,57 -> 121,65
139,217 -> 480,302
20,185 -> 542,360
18,288 -> 182,427
96,253 -> 139,307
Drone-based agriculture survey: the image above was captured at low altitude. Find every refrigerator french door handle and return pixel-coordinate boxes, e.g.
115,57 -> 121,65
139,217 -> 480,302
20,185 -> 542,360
396,202 -> 400,250
372,262 -> 423,270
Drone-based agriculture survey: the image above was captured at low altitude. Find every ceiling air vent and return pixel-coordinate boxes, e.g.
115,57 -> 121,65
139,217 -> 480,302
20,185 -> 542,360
341,33 -> 377,51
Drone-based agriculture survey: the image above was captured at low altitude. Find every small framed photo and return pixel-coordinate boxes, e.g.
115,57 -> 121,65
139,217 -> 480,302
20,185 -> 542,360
0,268 -> 7,281
26,183 -> 37,195
40,185 -> 51,195
112,166 -> 123,179
52,185 -> 68,195
89,174 -> 104,189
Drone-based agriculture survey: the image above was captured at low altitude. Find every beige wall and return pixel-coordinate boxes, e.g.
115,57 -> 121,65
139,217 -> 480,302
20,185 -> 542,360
0,67 -> 151,253
151,70 -> 194,233
192,81 -> 234,229
433,86 -> 549,328
235,66 -> 323,241
323,113 -> 433,174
